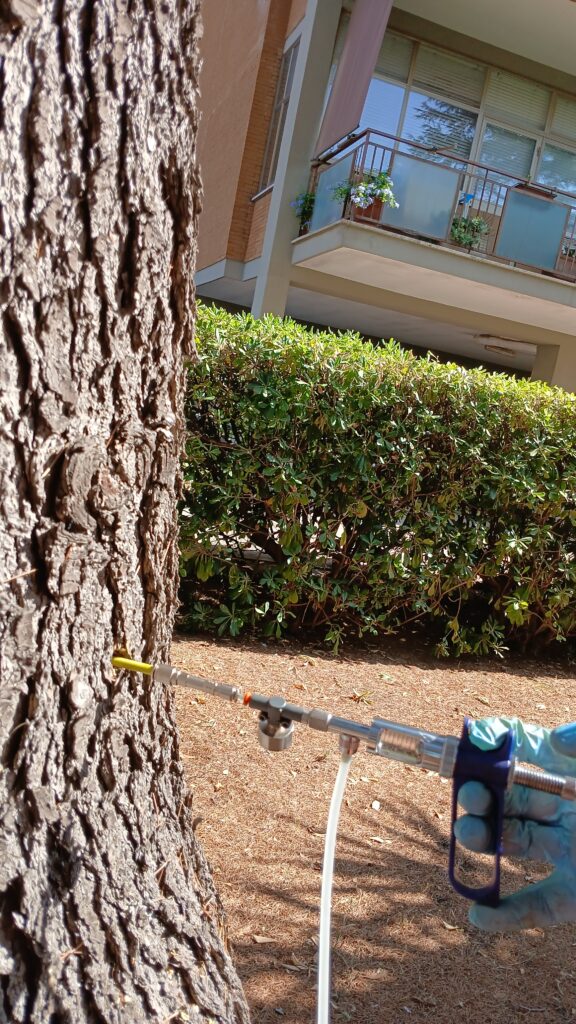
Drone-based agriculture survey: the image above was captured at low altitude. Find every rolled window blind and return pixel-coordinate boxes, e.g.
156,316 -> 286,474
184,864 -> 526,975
485,70 -> 551,132
413,46 -> 485,106
551,96 -> 576,144
374,32 -> 413,83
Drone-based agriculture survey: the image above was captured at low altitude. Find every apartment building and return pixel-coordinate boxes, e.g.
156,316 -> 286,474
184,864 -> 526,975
196,0 -> 576,389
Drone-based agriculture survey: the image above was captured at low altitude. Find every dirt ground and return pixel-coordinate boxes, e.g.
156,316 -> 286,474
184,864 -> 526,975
172,634 -> 576,1024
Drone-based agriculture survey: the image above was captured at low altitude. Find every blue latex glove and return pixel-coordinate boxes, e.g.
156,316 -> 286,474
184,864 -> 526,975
453,716 -> 576,932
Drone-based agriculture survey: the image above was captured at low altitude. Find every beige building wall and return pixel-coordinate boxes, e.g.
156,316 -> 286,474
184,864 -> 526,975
226,3 -> 291,262
287,0 -> 307,35
197,0 -> 294,271
196,1 -> 268,269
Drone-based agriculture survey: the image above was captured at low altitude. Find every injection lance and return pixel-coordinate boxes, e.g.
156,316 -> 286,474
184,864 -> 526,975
113,655 -> 576,1024
113,655 -> 576,906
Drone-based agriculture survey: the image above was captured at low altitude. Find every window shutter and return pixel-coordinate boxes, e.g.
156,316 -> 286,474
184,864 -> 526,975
413,46 -> 485,106
375,32 -> 413,83
551,96 -> 576,145
259,42 -> 300,189
485,70 -> 551,132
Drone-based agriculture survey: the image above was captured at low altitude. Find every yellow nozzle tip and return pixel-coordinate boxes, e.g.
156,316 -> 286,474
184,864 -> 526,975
112,656 -> 153,675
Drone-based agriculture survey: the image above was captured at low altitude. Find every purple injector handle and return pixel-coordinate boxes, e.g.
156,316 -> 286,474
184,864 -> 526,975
449,716 -> 514,907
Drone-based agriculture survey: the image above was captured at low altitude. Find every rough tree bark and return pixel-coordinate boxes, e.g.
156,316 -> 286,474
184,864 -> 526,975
0,1 -> 250,1021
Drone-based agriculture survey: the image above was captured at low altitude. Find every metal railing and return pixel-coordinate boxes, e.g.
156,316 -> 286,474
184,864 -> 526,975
307,130 -> 576,282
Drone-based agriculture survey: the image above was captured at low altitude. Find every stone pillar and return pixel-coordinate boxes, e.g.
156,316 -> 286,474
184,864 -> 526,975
531,343 -> 576,393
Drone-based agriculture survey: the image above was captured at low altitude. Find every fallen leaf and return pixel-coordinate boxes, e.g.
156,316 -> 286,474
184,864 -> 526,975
347,689 -> 373,705
252,934 -> 276,944
474,695 -> 491,706
441,921 -> 459,931
293,683 -> 307,691
369,836 -> 385,844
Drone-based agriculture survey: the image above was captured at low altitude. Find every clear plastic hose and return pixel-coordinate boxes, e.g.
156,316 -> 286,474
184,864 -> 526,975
317,753 -> 352,1024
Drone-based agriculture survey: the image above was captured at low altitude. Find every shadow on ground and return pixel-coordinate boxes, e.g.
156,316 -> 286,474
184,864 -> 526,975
173,634 -> 576,1024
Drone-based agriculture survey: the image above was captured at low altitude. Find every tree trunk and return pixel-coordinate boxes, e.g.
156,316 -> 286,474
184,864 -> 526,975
0,1 -> 249,1021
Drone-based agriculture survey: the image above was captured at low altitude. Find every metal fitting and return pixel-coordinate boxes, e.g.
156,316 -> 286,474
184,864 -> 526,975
257,713 -> 294,752
339,733 -> 360,756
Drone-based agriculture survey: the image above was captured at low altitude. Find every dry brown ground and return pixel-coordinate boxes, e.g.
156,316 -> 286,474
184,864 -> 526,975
172,634 -> 576,1024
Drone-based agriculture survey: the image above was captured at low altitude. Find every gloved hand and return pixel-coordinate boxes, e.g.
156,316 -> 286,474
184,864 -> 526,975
453,716 -> 576,931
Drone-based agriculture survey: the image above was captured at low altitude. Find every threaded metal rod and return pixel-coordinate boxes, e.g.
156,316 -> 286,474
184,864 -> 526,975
512,764 -> 576,801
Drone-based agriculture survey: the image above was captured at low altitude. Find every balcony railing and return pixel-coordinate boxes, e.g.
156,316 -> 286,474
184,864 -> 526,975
306,130 -> 576,282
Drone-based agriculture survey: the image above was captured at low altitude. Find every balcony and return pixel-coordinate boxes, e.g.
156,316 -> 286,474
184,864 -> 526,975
305,130 -> 576,282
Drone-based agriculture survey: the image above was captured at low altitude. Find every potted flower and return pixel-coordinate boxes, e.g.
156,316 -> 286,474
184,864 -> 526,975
450,215 -> 489,252
331,170 -> 398,222
290,191 -> 315,234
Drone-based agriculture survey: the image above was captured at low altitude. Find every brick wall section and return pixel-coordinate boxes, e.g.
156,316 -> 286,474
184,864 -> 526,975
287,0 -> 307,36
245,190 -> 273,263
226,2 -> 292,263
196,1 -> 272,271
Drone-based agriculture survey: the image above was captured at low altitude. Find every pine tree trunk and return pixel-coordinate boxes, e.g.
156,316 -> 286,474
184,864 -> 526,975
0,1 -> 249,1021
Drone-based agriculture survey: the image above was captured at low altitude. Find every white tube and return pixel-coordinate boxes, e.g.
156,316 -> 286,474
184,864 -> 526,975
317,753 -> 352,1024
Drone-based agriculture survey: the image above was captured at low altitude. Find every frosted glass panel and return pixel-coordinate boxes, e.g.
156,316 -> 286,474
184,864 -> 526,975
309,152 -> 355,233
495,190 -> 568,270
360,78 -> 404,138
381,153 -> 459,238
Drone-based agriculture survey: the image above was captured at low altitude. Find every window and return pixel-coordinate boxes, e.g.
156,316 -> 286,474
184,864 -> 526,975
359,78 -> 404,138
552,96 -> 576,143
485,70 -> 551,132
413,46 -> 485,106
374,32 -> 413,82
259,41 -> 300,189
536,143 -> 576,193
402,93 -> 477,160
357,29 -> 576,200
479,124 -> 536,179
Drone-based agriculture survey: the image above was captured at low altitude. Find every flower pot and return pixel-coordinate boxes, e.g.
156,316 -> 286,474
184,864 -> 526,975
352,198 -> 383,223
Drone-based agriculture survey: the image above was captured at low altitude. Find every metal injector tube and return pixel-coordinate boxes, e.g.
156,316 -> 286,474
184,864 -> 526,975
111,659 -> 576,802
245,693 -> 576,800
153,663 -> 243,704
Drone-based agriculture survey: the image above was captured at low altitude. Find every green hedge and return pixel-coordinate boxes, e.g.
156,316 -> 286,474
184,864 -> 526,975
180,304 -> 576,655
